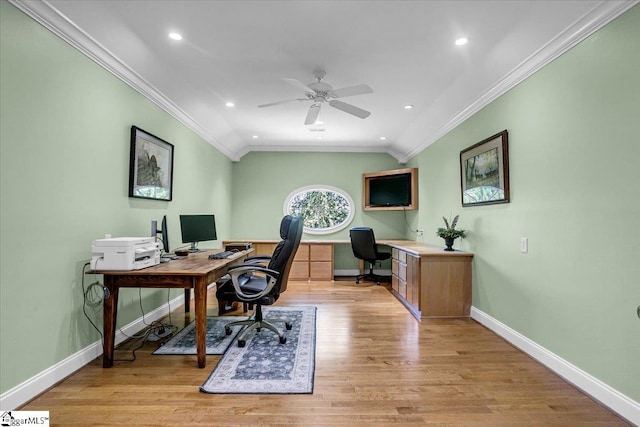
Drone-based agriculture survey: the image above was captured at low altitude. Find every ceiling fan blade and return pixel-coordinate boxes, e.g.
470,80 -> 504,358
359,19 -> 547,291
304,103 -> 321,125
258,98 -> 306,108
332,84 -> 373,98
329,100 -> 370,119
283,78 -> 315,94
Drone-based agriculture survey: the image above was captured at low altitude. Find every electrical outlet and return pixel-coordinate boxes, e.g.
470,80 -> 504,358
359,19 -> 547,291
417,229 -> 424,237
520,237 -> 528,253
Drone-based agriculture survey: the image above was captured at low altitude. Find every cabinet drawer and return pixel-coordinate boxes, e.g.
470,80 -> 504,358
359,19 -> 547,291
290,261 -> 309,280
398,263 -> 407,281
392,259 -> 399,276
392,275 -> 399,293
398,279 -> 407,299
294,244 -> 309,261
392,248 -> 399,260
310,244 -> 333,261
310,261 -> 333,280
398,250 -> 407,263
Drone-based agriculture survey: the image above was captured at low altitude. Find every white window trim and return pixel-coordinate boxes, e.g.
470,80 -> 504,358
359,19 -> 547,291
283,185 -> 355,235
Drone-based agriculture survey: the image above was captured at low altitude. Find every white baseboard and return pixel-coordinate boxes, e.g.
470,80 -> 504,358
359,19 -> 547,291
0,293 -> 186,410
471,306 -> 640,425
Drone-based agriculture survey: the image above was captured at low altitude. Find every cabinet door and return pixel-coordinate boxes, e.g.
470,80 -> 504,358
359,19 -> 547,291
290,262 -> 310,280
253,243 -> 276,258
309,244 -> 332,261
405,253 -> 420,309
290,244 -> 309,280
310,262 -> 333,280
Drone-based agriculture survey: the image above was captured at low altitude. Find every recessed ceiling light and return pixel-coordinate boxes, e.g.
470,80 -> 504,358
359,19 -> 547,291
168,32 -> 183,41
380,136 -> 386,140
455,37 -> 468,46
225,102 -> 235,107
316,136 -> 323,140
252,135 -> 258,139
314,120 -> 324,125
403,104 -> 414,110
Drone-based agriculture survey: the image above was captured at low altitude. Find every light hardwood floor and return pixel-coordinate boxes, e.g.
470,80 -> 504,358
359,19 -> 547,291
21,280 -> 629,426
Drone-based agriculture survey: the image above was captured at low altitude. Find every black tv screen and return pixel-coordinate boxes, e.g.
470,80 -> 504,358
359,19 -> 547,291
369,173 -> 412,207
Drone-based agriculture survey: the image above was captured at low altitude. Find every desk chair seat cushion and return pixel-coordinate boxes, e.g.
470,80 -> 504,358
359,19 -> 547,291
216,274 -> 278,306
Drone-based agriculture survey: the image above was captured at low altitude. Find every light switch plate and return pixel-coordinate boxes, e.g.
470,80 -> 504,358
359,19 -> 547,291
520,237 -> 528,253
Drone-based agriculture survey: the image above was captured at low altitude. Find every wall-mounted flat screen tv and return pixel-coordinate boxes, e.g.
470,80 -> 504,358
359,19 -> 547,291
368,173 -> 412,207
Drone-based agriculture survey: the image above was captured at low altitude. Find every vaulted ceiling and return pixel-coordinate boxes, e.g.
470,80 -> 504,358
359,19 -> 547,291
12,0 -> 634,162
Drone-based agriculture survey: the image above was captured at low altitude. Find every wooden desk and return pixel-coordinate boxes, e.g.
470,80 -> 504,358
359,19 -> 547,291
381,241 -> 473,319
225,239 -> 473,319
92,249 -> 252,368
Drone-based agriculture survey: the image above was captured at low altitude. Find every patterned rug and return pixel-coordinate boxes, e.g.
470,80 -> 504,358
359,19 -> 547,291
200,305 -> 316,394
152,316 -> 247,355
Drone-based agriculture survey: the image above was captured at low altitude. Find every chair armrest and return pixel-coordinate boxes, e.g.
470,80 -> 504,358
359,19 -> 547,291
229,265 -> 280,301
245,255 -> 272,262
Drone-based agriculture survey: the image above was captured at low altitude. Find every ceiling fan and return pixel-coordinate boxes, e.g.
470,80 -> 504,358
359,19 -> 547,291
258,70 -> 373,125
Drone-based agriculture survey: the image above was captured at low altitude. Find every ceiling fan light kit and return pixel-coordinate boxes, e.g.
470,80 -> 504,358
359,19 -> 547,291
259,70 -> 373,125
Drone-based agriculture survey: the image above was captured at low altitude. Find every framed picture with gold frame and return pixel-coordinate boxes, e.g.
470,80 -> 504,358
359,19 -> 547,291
460,130 -> 509,206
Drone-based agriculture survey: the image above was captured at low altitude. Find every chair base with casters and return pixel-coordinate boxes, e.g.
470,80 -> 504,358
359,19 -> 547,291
224,304 -> 292,347
356,262 -> 390,285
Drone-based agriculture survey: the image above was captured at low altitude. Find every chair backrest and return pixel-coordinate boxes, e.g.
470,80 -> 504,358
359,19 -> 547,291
267,215 -> 303,296
349,227 -> 379,262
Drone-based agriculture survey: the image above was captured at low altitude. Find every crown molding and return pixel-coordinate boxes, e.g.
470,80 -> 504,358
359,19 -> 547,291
9,0 -> 638,162
8,0 -> 237,160
231,143 -> 395,162
402,0 -> 639,162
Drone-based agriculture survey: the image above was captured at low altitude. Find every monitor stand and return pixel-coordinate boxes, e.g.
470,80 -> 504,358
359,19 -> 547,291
189,242 -> 203,252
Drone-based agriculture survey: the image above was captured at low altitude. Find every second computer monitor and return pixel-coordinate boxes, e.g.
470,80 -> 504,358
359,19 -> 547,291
179,214 -> 217,252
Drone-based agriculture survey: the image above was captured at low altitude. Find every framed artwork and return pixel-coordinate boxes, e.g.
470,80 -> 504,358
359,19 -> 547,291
460,130 -> 509,206
129,126 -> 174,201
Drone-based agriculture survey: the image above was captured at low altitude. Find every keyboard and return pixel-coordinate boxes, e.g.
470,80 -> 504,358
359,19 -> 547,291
208,250 -> 235,259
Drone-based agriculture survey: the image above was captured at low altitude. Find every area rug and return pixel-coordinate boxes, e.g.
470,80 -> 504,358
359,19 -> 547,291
200,305 -> 316,394
152,316 -> 247,355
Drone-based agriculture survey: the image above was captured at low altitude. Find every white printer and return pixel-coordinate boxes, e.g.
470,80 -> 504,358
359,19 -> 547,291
91,237 -> 161,271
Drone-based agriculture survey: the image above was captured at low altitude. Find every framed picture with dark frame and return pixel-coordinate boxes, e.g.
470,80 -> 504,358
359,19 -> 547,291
460,130 -> 509,207
129,126 -> 174,201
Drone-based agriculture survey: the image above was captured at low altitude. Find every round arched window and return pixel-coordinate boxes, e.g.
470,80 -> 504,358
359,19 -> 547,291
283,185 -> 355,235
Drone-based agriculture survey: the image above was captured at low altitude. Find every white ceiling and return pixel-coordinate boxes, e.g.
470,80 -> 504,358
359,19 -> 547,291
12,0 -> 634,162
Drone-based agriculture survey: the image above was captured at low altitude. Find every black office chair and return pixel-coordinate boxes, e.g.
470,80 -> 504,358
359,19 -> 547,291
216,215 -> 303,347
349,227 -> 391,285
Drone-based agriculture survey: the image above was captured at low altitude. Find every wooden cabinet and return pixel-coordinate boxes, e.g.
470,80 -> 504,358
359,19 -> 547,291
252,242 -> 276,258
309,244 -> 333,280
291,244 -> 310,280
223,240 -> 334,281
390,244 -> 472,320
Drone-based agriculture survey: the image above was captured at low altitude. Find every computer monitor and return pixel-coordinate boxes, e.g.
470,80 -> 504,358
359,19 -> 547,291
179,214 -> 217,252
151,215 -> 170,253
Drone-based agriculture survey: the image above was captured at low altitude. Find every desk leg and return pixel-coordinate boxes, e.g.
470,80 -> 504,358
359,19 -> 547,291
193,278 -> 207,368
184,289 -> 191,312
102,276 -> 119,368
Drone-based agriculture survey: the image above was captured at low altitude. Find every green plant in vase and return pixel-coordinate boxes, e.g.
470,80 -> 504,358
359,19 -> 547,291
437,215 -> 466,251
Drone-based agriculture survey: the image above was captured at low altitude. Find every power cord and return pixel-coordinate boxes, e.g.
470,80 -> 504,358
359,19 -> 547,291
80,264 -> 177,363
402,207 -> 424,237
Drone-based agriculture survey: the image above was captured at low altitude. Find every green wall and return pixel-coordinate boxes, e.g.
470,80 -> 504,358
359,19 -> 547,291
408,5 -> 640,401
0,3 -> 233,394
231,151 -> 408,269
2,0 -> 638,410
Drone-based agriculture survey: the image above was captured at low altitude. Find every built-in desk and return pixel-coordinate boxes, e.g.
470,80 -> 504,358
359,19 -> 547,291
223,239 -> 473,320
381,241 -> 473,320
